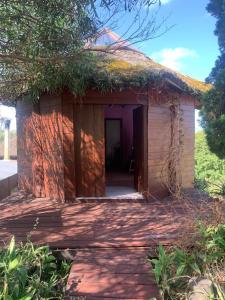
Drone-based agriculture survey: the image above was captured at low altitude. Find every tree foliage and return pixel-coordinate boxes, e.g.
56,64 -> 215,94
0,0 -> 164,103
201,0 -> 225,158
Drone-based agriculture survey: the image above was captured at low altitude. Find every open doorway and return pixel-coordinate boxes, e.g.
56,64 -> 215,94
73,103 -> 147,198
105,119 -> 122,172
105,104 -> 143,197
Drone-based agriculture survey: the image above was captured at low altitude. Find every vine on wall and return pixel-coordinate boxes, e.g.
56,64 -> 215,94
162,99 -> 184,200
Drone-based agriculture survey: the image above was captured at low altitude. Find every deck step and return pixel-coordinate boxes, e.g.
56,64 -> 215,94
66,249 -> 161,300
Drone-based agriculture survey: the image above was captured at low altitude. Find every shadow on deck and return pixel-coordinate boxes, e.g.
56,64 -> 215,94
0,189 -> 214,299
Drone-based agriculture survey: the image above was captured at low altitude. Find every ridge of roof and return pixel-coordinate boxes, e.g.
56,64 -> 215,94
86,28 -> 139,52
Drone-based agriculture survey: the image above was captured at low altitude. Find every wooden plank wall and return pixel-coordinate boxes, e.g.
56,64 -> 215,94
17,94 -> 73,201
78,89 -> 148,106
148,92 -> 171,198
39,94 -> 65,200
180,96 -> 195,187
147,90 -> 195,198
17,101 -> 35,193
31,103 -> 45,197
17,88 -> 195,201
62,92 -> 76,200
74,104 -> 105,197
17,92 -> 105,201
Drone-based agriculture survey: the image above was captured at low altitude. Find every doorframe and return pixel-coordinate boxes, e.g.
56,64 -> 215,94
142,105 -> 149,192
133,105 -> 148,193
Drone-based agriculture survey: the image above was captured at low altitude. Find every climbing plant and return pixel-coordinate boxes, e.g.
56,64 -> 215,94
161,97 -> 184,199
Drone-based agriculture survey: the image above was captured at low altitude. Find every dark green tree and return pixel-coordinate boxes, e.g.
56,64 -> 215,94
201,0 -> 225,158
0,0 -> 163,103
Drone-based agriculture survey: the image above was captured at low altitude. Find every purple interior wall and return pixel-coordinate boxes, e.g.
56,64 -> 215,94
105,105 -> 138,168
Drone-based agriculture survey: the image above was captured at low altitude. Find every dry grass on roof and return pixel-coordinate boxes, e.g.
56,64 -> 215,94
175,73 -> 212,93
95,48 -> 212,94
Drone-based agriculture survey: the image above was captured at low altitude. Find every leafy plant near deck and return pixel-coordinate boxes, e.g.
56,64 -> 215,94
150,223 -> 225,299
0,237 -> 70,300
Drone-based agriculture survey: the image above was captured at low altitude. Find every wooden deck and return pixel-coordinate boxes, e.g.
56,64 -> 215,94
66,248 -> 160,299
0,195 -> 193,248
0,190 -> 210,299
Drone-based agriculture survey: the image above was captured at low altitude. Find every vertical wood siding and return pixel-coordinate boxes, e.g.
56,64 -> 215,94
16,89 -> 195,201
62,92 -> 76,200
17,101 -> 35,193
31,103 -> 45,197
148,94 -> 171,197
180,96 -> 195,187
74,104 -> 105,197
39,94 -> 64,200
147,91 -> 195,198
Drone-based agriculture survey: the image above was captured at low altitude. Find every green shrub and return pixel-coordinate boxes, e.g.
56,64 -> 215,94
195,131 -> 225,195
0,237 -> 70,300
150,224 -> 225,299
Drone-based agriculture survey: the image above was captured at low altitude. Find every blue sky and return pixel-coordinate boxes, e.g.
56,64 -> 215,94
137,0 -> 219,131
0,0 -> 219,131
140,0 -> 219,82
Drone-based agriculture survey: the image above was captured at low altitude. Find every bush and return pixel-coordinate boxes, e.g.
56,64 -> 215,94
150,223 -> 225,299
195,131 -> 225,196
0,238 -> 70,300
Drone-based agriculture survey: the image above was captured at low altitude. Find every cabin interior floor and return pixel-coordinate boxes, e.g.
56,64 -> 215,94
106,171 -> 133,187
105,172 -> 143,199
105,186 -> 143,198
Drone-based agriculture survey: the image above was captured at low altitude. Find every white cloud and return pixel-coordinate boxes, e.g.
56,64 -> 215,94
195,110 -> 202,132
151,47 -> 198,71
148,0 -> 173,9
160,0 -> 172,4
0,105 -> 16,130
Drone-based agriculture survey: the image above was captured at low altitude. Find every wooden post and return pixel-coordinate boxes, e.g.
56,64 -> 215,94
4,119 -> 10,160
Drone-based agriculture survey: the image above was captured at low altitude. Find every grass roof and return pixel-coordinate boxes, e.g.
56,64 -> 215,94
93,47 -> 212,96
1,43 -> 211,106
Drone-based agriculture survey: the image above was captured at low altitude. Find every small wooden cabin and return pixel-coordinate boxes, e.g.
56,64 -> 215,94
16,31 -> 210,201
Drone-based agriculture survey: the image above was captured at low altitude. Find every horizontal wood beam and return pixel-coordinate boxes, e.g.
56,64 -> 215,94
65,89 -> 149,106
